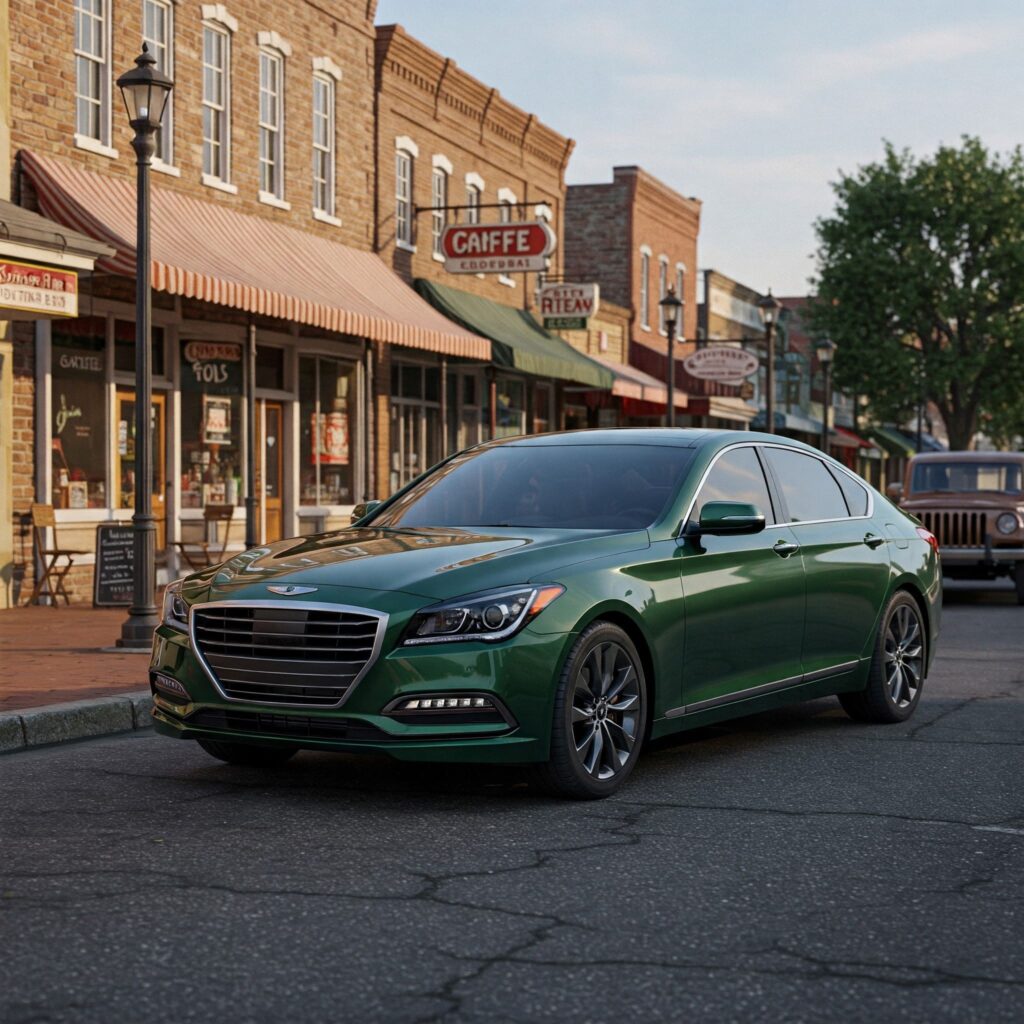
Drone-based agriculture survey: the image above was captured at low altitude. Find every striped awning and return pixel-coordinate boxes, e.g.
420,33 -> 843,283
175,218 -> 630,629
589,354 -> 686,408
20,151 -> 490,360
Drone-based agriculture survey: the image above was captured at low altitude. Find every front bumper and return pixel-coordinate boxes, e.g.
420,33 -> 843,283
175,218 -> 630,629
939,545 -> 1024,567
149,615 -> 572,764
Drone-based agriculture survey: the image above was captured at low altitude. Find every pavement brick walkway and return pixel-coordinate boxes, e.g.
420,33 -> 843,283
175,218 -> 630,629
0,606 -> 150,712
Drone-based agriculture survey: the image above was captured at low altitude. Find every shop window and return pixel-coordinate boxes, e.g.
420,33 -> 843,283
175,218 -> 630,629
179,339 -> 244,508
114,321 -> 166,377
256,345 -> 286,390
202,23 -> 230,181
51,320 -> 108,508
484,379 -> 526,440
300,356 -> 357,507
312,72 -> 335,217
258,49 -> 284,200
534,383 -> 552,435
74,0 -> 110,146
143,0 -> 174,165
391,361 -> 442,491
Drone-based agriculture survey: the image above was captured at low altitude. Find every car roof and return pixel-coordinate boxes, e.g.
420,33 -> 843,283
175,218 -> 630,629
477,428 -> 810,451
910,450 -> 1024,463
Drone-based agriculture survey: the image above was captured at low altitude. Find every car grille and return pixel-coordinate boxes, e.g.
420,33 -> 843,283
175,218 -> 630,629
917,511 -> 988,547
191,604 -> 383,708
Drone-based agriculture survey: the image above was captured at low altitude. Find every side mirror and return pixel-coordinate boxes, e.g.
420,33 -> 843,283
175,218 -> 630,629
886,482 -> 904,500
694,500 -> 766,537
350,499 -> 383,525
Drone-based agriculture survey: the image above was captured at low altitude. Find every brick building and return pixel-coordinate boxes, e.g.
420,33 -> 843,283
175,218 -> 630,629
372,24 -> 612,495
566,167 -> 753,428
3,0 -> 490,604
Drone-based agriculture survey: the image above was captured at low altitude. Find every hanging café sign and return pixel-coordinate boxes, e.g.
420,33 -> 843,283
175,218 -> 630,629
440,221 -> 556,274
539,282 -> 600,331
682,345 -> 760,384
0,259 -> 78,317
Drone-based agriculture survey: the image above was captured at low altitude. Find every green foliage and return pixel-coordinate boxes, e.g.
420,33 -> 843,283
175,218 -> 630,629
808,137 -> 1024,450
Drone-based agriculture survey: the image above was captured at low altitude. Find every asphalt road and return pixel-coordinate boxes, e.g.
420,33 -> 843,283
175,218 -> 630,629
2,582 -> 1023,1024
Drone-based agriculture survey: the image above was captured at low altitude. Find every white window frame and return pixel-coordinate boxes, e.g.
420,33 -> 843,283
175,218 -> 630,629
395,146 -> 415,251
201,19 -> 235,192
258,46 -> 288,207
311,57 -> 342,225
465,173 -> 484,224
676,263 -> 686,336
73,0 -> 116,157
143,0 -> 176,173
497,187 -> 517,288
639,246 -> 652,330
658,255 -> 669,335
430,157 -> 450,260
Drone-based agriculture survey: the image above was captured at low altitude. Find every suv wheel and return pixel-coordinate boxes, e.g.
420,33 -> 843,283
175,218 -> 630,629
839,591 -> 925,724
197,738 -> 298,767
532,621 -> 647,800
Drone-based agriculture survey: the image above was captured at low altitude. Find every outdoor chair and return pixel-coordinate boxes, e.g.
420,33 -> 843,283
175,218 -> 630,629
171,504 -> 235,571
26,503 -> 86,606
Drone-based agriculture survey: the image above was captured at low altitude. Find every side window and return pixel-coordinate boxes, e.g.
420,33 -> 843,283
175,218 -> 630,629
694,447 -> 775,524
830,466 -> 869,516
764,448 -> 848,522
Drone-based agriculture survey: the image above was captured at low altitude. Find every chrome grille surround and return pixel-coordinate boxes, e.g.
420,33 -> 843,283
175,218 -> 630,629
918,510 -> 988,548
189,600 -> 389,709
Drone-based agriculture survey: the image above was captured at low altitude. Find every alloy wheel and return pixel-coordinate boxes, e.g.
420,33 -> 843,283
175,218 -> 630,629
884,604 -> 923,708
571,641 -> 642,780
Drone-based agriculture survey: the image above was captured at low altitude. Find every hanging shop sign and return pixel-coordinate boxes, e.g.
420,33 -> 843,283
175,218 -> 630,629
441,221 -> 556,274
539,283 -> 600,331
0,259 -> 78,317
738,381 -> 756,401
683,345 -> 760,384
181,340 -> 243,394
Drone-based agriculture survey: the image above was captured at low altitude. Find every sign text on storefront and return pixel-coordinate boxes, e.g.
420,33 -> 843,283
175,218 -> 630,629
539,283 -> 599,331
441,221 -> 556,274
0,259 -> 78,317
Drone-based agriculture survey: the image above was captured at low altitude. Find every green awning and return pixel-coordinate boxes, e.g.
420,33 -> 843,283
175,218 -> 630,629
414,278 -> 614,390
867,426 -> 915,458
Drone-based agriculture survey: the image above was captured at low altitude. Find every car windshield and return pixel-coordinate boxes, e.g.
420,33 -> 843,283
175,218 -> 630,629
911,461 -> 1023,494
372,444 -> 695,530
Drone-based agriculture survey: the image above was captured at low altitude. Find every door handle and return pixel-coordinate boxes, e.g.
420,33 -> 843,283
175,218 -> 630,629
773,540 -> 800,558
863,533 -> 886,549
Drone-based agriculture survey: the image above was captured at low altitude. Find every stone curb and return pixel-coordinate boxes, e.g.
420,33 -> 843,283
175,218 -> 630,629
0,691 -> 154,754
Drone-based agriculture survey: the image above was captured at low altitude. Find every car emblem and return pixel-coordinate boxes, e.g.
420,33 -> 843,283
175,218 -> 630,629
266,585 -> 319,596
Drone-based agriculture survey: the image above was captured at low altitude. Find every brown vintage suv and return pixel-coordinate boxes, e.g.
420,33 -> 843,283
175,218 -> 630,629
892,450 -> 1024,603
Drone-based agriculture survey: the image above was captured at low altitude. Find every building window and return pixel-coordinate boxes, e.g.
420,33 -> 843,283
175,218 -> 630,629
258,50 -> 284,200
143,0 -> 174,165
300,356 -> 358,506
466,183 -> 481,224
74,0 -> 110,145
498,190 -> 516,287
640,249 -> 651,329
311,73 -> 335,218
395,150 -> 414,247
202,24 -> 230,181
658,257 -> 669,334
431,166 -> 448,257
676,264 -> 686,335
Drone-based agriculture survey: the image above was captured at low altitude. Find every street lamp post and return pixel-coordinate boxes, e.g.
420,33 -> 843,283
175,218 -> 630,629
757,290 -> 782,434
816,338 -> 836,454
116,45 -> 173,648
659,285 -> 683,428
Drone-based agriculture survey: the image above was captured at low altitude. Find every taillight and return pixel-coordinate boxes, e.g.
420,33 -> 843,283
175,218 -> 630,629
916,526 -> 940,556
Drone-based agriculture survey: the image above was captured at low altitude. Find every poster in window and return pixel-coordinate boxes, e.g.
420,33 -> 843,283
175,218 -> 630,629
203,395 -> 233,445
311,411 -> 349,465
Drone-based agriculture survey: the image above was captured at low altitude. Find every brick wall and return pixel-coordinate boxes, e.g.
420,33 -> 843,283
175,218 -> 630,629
564,183 -> 631,309
9,0 -> 378,250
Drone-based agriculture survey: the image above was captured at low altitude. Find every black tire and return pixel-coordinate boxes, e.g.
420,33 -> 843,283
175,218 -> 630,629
1014,564 -> 1024,606
197,738 -> 298,767
839,591 -> 925,724
532,621 -> 648,800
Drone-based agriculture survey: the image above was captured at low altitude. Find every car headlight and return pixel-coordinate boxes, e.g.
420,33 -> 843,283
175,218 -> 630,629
162,579 -> 189,632
996,513 -> 1020,536
401,585 -> 564,646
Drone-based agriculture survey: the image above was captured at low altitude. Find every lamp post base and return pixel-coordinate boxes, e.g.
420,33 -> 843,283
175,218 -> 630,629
117,611 -> 160,649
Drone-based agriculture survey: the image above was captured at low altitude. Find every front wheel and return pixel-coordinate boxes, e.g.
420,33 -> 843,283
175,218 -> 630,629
532,622 -> 648,799
839,591 -> 925,724
197,738 -> 298,767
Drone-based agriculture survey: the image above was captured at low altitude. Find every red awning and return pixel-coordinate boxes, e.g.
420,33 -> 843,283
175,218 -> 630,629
21,151 -> 490,360
590,354 -> 686,408
835,426 -> 878,449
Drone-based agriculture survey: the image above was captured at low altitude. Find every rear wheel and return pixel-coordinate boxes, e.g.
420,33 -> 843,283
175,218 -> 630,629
532,622 -> 647,800
839,591 -> 925,724
1014,564 -> 1024,606
197,738 -> 298,767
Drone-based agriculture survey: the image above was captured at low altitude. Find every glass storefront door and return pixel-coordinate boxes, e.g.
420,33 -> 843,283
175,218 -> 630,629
115,390 -> 167,550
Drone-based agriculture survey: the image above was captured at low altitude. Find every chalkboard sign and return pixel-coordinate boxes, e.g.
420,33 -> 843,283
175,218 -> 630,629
93,524 -> 134,607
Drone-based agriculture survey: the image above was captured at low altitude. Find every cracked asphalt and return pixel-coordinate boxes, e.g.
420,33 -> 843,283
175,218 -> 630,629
2,583 -> 1022,1023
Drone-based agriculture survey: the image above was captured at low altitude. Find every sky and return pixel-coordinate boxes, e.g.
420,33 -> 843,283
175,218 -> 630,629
375,0 -> 1024,296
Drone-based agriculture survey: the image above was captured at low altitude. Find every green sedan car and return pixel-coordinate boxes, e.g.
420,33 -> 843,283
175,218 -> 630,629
150,429 -> 942,799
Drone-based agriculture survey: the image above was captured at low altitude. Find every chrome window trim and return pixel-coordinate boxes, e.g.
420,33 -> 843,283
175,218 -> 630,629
188,599 -> 389,710
680,440 -> 874,534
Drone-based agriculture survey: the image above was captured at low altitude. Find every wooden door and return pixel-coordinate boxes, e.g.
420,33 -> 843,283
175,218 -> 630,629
257,400 -> 284,542
115,390 -> 167,550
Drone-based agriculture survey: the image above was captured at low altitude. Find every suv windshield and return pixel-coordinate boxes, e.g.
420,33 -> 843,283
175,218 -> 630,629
911,461 -> 1023,494
372,444 -> 695,530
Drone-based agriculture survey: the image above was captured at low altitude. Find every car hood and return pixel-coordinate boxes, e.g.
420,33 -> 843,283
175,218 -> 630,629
192,526 -> 650,602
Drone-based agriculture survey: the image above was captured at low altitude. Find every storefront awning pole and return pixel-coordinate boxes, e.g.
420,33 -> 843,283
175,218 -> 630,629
245,320 -> 257,549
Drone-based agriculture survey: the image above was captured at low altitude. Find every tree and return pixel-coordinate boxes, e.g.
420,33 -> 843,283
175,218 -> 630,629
808,137 -> 1024,450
